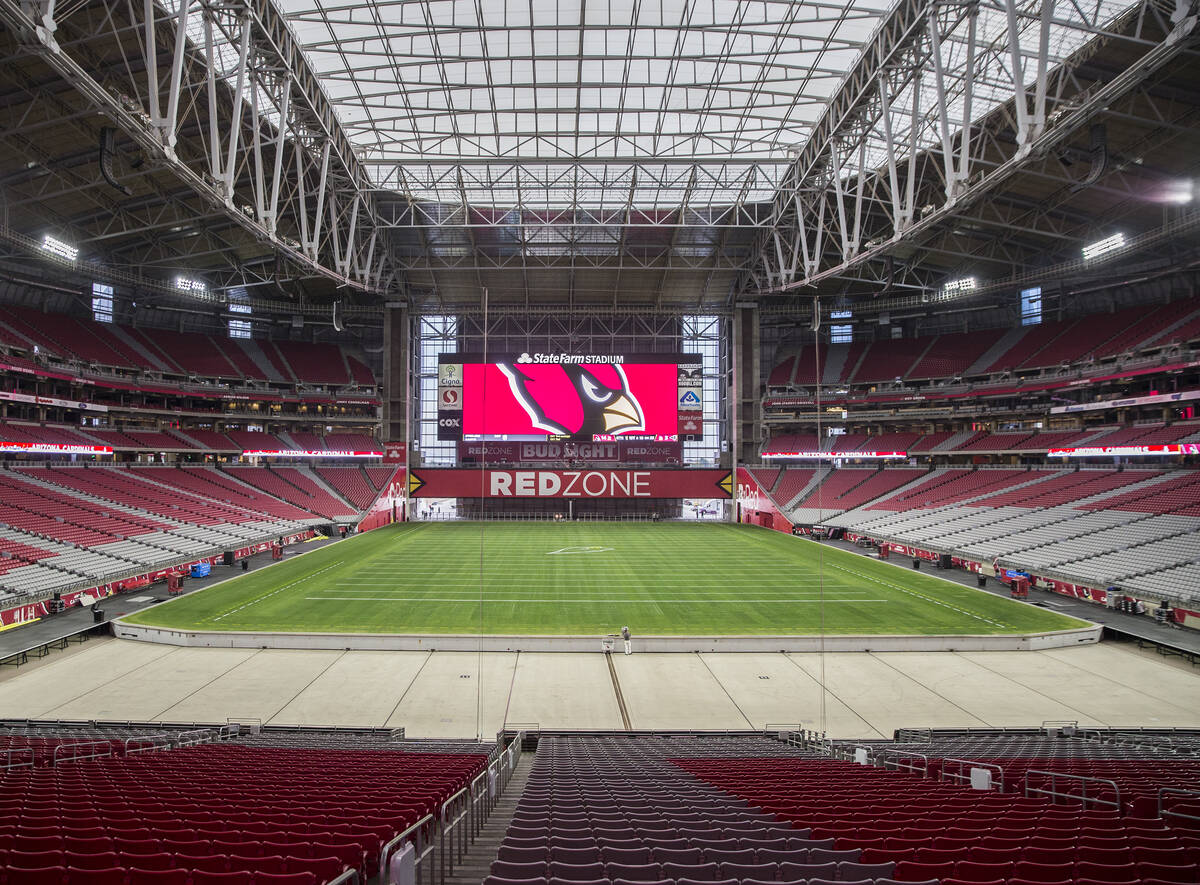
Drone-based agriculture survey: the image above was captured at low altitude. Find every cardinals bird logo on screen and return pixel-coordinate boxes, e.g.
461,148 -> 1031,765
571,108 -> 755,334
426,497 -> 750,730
498,363 -> 646,437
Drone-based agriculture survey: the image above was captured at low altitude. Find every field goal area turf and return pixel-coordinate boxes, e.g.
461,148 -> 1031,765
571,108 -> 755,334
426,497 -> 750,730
121,522 -> 1090,639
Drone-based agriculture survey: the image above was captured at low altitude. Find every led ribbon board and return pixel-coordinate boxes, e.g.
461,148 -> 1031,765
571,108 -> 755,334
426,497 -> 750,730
1048,444 -> 1200,457
240,449 -> 383,458
0,442 -> 112,454
760,450 -> 908,459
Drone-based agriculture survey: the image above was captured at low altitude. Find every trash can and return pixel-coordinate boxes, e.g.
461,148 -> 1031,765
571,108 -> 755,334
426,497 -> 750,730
92,608 -> 105,623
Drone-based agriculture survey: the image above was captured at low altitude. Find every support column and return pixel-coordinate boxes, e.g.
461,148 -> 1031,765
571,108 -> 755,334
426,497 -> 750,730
732,304 -> 760,468
382,303 -> 410,448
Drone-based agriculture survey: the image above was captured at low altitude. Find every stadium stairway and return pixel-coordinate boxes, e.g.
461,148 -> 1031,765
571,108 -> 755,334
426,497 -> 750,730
779,468 -> 827,509
821,344 -> 850,384
294,465 -> 358,511
233,337 -> 285,381
448,750 -> 535,885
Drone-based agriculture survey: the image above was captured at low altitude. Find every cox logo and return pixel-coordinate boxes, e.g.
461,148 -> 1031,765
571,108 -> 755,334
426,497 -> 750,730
439,418 -> 461,427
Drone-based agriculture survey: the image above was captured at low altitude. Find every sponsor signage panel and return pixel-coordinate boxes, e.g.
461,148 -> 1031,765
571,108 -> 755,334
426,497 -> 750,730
383,441 -> 407,464
0,391 -> 108,412
1049,388 -> 1200,414
408,468 -> 731,499
735,467 -> 793,533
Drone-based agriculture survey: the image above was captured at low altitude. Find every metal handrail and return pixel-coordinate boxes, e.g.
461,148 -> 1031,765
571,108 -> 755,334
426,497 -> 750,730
1158,787 -> 1200,824
764,723 -> 803,740
378,814 -> 436,885
229,716 -> 261,735
174,728 -> 218,747
51,740 -> 113,767
327,870 -> 360,885
940,758 -> 1005,791
1024,769 -> 1121,812
1,747 -> 34,770
440,785 -> 471,881
217,724 -> 240,741
124,734 -> 171,755
874,747 -> 930,778
1041,720 -> 1079,736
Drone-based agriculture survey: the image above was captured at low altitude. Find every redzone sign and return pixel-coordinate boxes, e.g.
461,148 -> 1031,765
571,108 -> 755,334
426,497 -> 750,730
408,468 -> 732,499
491,471 -> 650,497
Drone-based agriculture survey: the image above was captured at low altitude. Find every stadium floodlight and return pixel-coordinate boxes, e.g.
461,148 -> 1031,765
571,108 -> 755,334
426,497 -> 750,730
175,276 -> 207,294
1161,179 -> 1195,204
1082,233 -> 1125,260
942,277 -> 976,296
41,234 -> 78,261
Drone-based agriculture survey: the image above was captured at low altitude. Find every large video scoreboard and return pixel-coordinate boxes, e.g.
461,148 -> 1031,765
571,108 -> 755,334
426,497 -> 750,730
437,352 -> 703,443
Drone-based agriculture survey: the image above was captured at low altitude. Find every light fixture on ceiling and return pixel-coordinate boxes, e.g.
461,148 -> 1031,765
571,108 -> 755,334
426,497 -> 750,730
942,277 -> 976,296
1158,180 -> 1195,204
40,235 -> 78,262
1082,233 -> 1125,261
174,276 -> 207,294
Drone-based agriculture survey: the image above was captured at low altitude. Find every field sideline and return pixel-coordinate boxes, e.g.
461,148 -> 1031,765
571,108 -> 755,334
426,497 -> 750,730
121,522 -> 1090,636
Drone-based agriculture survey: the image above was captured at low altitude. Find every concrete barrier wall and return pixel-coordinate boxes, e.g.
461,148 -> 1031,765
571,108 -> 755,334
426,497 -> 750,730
112,621 -> 1101,653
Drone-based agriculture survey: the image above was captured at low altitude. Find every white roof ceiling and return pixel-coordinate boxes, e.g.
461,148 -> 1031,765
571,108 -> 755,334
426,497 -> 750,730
278,0 -> 886,209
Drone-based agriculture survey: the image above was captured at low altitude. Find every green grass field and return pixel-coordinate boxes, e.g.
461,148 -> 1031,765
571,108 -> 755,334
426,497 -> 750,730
121,522 -> 1090,636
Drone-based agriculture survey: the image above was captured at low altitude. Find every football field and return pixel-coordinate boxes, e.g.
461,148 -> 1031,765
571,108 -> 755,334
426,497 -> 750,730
121,522 -> 1089,636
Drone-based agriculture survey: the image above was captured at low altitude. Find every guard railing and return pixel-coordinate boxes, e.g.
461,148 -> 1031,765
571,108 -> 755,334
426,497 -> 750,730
873,747 -> 930,778
1024,770 -> 1121,812
51,740 -> 113,766
1158,787 -> 1200,825
0,747 -> 34,770
124,734 -> 172,755
379,813 -> 437,885
939,758 -> 1004,791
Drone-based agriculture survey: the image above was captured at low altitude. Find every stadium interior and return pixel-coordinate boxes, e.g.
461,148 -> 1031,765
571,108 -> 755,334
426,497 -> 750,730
0,0 -> 1198,882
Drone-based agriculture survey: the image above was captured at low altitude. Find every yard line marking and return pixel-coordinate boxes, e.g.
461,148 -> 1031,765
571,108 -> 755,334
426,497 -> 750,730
305,597 -> 890,604
213,561 -> 344,622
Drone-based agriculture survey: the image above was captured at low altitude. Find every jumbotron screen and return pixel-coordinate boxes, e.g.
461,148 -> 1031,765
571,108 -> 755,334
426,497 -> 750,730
437,352 -> 703,442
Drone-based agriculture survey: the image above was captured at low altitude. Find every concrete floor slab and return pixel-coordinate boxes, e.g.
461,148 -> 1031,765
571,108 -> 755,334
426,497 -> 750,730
46,646 -> 258,722
271,651 -> 433,727
787,652 -> 989,735
613,653 -> 750,730
0,640 -> 1196,737
870,652 -> 1084,728
504,653 -> 622,731
385,651 -> 517,738
955,650 -> 1200,727
0,638 -> 174,718
156,648 -> 344,724
700,653 -> 883,738
1038,643 -> 1200,725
